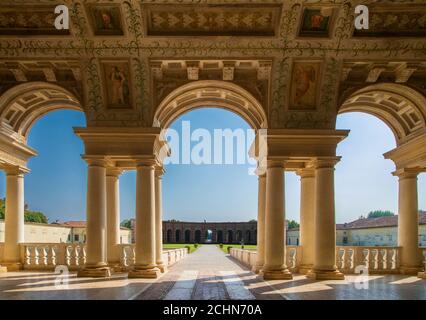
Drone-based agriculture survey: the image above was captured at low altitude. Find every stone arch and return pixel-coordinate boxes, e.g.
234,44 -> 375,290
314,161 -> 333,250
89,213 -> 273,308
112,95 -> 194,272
184,229 -> 191,243
166,229 -> 172,243
194,230 -> 201,243
153,80 -> 268,130
0,82 -> 84,143
217,230 -> 223,243
175,229 -> 181,243
338,83 -> 426,146
227,230 -> 233,244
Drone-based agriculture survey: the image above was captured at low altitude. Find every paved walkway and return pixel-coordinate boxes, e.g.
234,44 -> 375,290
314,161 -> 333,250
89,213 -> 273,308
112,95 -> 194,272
0,245 -> 425,300
133,245 -> 283,300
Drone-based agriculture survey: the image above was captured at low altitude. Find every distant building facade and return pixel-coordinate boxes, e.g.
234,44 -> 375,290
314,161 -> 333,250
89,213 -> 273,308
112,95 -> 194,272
0,220 -> 131,244
287,212 -> 426,247
162,220 -> 257,244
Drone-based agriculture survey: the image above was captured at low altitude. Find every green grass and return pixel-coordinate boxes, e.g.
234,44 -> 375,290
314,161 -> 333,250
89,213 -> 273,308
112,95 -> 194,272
163,243 -> 200,253
218,244 -> 257,254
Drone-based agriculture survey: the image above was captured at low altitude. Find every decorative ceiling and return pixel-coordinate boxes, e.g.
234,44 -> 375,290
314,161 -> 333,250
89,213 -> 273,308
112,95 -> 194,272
0,0 -> 425,130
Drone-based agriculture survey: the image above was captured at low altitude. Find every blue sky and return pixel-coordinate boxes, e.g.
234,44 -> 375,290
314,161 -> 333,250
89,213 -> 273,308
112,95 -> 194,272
0,108 -> 424,224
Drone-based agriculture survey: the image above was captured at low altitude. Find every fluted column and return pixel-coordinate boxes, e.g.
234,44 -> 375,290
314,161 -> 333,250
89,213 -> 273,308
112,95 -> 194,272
396,169 -> 423,275
2,167 -> 26,271
252,173 -> 266,273
155,168 -> 166,273
297,168 -> 315,274
78,159 -> 111,277
262,162 -> 292,280
307,159 -> 344,280
129,163 -> 160,278
106,168 -> 122,269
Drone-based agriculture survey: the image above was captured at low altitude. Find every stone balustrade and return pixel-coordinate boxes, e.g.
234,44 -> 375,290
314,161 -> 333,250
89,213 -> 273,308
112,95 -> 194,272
0,243 -> 189,272
20,243 -> 87,271
116,244 -> 188,270
230,246 -> 301,272
336,246 -> 400,274
230,246 -> 426,275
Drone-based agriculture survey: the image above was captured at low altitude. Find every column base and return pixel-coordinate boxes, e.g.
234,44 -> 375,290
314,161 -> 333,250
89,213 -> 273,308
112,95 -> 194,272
262,268 -> 293,280
1,262 -> 22,272
298,264 -> 313,275
418,271 -> 426,279
307,269 -> 345,280
400,265 -> 424,275
156,263 -> 167,273
0,265 -> 7,273
108,262 -> 124,273
128,266 -> 161,279
251,264 -> 263,274
77,266 -> 111,278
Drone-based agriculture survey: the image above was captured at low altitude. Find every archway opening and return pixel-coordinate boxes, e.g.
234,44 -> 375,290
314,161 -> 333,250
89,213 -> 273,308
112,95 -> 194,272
184,229 -> 191,243
217,230 -> 224,243
194,230 -> 201,244
175,229 -> 181,243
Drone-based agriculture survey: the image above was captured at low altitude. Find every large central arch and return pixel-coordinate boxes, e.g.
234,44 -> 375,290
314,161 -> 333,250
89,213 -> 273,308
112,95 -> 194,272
153,80 -> 268,130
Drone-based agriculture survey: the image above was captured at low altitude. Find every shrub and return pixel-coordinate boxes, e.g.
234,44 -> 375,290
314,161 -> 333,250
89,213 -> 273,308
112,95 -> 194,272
185,245 -> 191,253
219,243 -> 223,248
194,243 -> 199,248
227,246 -> 233,254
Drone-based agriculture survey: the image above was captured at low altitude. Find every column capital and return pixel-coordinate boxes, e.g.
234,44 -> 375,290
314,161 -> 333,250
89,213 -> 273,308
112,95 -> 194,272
155,166 -> 165,178
393,168 -> 421,180
296,167 -> 315,179
83,156 -> 108,167
106,167 -> 122,178
3,165 -> 28,176
312,157 -> 341,169
266,160 -> 285,169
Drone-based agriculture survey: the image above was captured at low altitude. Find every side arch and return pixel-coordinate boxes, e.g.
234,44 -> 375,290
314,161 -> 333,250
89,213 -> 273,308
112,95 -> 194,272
338,83 -> 426,146
153,80 -> 268,130
0,82 -> 84,142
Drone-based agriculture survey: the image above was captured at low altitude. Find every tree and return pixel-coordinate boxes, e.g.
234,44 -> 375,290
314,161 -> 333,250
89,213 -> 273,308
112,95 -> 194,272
0,198 -> 48,223
24,211 -> 48,223
367,210 -> 395,219
287,220 -> 300,229
121,219 -> 132,229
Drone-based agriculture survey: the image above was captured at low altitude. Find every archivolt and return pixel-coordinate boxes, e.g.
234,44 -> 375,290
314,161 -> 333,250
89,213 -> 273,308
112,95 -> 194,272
153,80 -> 268,130
339,83 -> 426,146
0,82 -> 83,142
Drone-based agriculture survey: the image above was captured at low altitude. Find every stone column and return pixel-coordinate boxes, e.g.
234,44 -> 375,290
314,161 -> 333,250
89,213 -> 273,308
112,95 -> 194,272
78,159 -> 111,278
297,168 -> 315,274
307,159 -> 344,280
2,167 -> 26,271
252,173 -> 266,273
129,163 -> 160,278
396,169 -> 423,275
155,168 -> 166,273
262,162 -> 292,280
106,168 -> 122,269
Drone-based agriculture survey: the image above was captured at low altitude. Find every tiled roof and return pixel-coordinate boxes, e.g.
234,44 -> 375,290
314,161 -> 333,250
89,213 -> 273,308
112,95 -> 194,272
339,211 -> 426,230
63,221 -> 86,228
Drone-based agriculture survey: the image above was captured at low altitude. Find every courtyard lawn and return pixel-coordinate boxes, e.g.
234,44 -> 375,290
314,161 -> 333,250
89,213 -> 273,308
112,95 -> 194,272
219,244 -> 257,254
163,243 -> 200,253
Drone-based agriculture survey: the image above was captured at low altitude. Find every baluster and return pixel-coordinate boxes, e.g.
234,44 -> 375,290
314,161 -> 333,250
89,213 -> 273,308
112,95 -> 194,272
121,246 -> 127,267
348,249 -> 355,271
65,245 -> 72,267
49,246 -> 57,267
82,246 -> 87,265
379,249 -> 387,271
371,249 -> 379,271
362,249 -> 370,270
390,248 -> 397,270
34,246 -> 40,266
337,248 -> 345,270
25,246 -> 31,266
40,246 -> 48,267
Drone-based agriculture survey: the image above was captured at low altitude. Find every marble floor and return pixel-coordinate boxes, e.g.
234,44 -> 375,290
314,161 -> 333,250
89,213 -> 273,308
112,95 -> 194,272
0,245 -> 425,300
